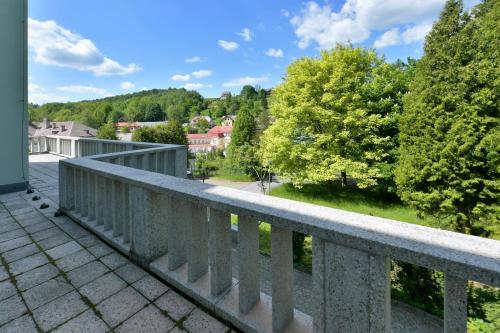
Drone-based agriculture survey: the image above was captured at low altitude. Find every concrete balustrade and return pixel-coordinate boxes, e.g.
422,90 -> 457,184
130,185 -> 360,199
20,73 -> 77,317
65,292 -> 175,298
55,138 -> 500,333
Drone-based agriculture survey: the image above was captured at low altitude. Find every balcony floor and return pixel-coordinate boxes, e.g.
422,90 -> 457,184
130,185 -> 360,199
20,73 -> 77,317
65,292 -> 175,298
0,154 -> 443,333
0,154 -> 231,333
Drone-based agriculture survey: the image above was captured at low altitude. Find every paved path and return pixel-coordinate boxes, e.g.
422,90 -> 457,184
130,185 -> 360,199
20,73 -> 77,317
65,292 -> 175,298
0,154 -> 232,333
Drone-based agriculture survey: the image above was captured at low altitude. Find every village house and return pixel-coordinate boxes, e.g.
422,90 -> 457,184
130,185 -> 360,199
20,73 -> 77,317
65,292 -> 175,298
186,125 -> 232,153
30,118 -> 97,138
221,115 -> 236,127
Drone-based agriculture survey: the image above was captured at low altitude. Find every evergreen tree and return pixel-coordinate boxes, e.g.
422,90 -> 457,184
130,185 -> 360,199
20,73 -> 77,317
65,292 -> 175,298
396,0 -> 499,233
96,123 -> 118,140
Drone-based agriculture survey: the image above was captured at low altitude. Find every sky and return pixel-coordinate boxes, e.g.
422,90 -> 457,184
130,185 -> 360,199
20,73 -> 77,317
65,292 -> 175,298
28,0 -> 480,104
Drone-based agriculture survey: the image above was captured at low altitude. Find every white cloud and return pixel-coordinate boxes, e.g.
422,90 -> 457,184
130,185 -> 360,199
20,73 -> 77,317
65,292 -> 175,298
171,74 -> 191,81
218,40 -> 239,51
120,81 -> 136,90
56,85 -> 110,96
290,1 -> 446,49
184,83 -> 213,90
28,18 -> 141,76
402,22 -> 433,43
281,9 -> 291,18
222,75 -> 269,88
28,82 -> 43,93
265,48 -> 284,58
374,22 -> 433,48
374,28 -> 401,48
191,70 -> 213,79
29,93 -> 70,105
185,56 -> 202,63
237,28 -> 252,41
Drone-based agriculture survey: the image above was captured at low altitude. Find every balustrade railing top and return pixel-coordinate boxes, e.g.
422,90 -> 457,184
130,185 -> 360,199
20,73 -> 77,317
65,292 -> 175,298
55,139 -> 500,333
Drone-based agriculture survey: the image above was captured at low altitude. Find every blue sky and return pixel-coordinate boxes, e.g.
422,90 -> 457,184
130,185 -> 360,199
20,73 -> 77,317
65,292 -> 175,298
28,0 -> 480,104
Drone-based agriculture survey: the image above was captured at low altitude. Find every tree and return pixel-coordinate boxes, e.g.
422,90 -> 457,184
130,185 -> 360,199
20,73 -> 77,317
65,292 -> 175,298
96,123 -> 118,140
396,0 -> 499,233
230,103 -> 256,147
132,121 -> 187,145
144,103 -> 164,121
261,45 -> 406,189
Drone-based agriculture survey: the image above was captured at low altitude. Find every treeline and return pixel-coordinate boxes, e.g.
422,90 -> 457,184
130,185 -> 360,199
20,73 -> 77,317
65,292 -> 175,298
29,86 -> 270,129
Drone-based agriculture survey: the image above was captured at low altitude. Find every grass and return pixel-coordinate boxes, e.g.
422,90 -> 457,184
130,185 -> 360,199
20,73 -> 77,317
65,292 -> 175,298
270,182 -> 437,227
211,169 -> 253,182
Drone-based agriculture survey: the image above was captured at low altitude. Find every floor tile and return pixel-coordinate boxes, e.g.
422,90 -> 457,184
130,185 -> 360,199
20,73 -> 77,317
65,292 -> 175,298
67,260 -> 109,288
133,275 -> 169,301
22,276 -> 74,310
3,243 -> 40,263
9,253 -> 49,276
87,243 -> 113,258
46,241 -> 83,260
0,228 -> 26,243
56,249 -> 95,272
100,252 -> 129,270
33,291 -> 88,331
116,304 -> 175,333
16,263 -> 60,291
79,272 -> 126,304
51,309 -> 109,333
0,236 -> 32,252
115,263 -> 147,284
0,294 -> 28,326
0,314 -> 38,333
183,308 -> 229,333
0,280 -> 17,302
155,290 -> 196,321
97,286 -> 149,328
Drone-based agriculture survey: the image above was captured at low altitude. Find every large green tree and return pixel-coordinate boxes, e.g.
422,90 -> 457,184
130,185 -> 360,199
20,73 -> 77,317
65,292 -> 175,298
261,45 -> 407,189
96,123 -> 118,140
396,0 -> 499,233
132,121 -> 187,145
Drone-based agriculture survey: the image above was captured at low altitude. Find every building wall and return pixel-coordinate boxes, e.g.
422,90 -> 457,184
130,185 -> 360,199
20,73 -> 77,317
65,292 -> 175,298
0,0 -> 28,193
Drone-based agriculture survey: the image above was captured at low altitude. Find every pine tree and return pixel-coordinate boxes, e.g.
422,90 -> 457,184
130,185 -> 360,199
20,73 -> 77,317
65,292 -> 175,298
396,0 -> 499,233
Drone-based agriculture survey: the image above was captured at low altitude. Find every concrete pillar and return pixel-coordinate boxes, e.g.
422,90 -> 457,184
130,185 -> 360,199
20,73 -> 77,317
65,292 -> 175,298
112,180 -> 123,237
87,173 -> 96,222
129,187 -> 169,267
122,183 -> 131,243
58,163 -> 68,210
56,137 -> 61,155
166,150 -> 176,176
313,238 -> 391,333
238,215 -> 260,314
80,171 -> 88,218
103,178 -> 113,231
167,197 -> 188,270
444,275 -> 468,333
271,226 -> 294,332
95,175 -> 105,226
70,139 -> 76,157
74,169 -> 81,213
187,203 -> 208,283
209,208 -> 232,296
175,147 -> 187,178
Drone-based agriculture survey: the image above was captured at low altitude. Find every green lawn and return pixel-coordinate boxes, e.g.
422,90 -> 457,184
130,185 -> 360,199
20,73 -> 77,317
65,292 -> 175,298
211,169 -> 253,182
270,182 -> 437,227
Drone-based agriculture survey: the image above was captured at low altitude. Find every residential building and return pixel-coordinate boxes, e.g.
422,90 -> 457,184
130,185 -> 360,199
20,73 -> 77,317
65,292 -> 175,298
30,118 -> 97,138
186,125 -> 233,153
221,115 -> 236,127
190,115 -> 213,126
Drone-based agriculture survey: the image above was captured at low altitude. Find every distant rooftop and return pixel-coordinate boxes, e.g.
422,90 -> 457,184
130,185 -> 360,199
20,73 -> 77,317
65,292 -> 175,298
31,118 -> 97,138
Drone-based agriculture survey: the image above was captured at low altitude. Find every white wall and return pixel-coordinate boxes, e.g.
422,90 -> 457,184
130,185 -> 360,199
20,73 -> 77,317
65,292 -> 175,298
0,0 -> 28,193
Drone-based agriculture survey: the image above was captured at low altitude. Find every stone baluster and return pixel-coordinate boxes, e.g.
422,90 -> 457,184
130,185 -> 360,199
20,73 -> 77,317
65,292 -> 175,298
187,203 -> 208,282
80,171 -> 88,218
166,197 -> 188,270
103,178 -> 113,231
209,208 -> 232,296
74,169 -> 82,214
444,275 -> 468,333
128,187 -> 169,267
165,150 -> 176,176
157,151 -> 165,175
271,226 -> 294,332
238,215 -> 260,314
175,147 -> 187,178
312,237 -> 391,333
87,173 -> 96,223
112,180 -> 123,237
95,175 -> 105,226
122,183 -> 131,243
